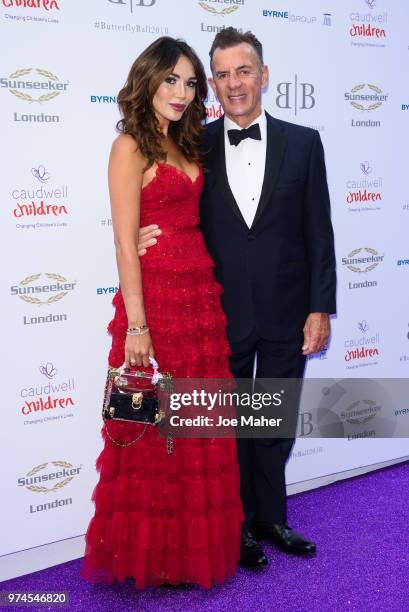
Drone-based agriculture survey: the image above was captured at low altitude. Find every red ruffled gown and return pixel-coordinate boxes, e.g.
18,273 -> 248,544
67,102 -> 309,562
81,163 -> 244,589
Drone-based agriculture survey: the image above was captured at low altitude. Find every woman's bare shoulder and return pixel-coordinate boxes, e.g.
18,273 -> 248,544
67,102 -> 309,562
110,133 -> 145,168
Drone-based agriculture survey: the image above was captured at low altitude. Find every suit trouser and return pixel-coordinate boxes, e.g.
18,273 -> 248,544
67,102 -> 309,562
228,328 -> 306,525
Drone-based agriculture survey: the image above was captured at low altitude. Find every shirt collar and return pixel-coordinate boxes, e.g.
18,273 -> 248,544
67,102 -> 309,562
224,108 -> 267,141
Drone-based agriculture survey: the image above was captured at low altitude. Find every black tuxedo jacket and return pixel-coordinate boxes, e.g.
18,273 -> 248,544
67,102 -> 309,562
199,111 -> 337,343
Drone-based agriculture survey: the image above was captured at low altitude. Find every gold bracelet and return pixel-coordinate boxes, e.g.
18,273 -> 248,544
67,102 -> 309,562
126,326 -> 149,336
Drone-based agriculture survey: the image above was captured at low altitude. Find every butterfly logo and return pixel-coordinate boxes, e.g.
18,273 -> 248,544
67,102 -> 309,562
32,165 -> 51,183
365,0 -> 376,8
360,161 -> 372,175
358,320 -> 369,333
39,362 -> 58,379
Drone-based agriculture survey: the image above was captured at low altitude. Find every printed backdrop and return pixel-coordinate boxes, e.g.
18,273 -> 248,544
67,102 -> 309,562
1,0 -> 409,571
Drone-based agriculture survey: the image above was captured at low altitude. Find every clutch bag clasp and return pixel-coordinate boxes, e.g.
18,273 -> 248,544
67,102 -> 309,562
132,392 -> 143,410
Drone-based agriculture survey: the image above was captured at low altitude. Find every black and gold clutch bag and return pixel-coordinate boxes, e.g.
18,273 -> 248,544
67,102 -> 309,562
102,357 -> 173,451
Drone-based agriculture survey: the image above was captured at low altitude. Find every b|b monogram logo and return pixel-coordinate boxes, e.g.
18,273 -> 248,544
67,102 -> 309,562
108,0 -> 156,12
275,75 -> 316,116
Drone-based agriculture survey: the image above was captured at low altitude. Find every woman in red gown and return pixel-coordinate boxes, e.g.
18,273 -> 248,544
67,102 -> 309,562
81,37 -> 243,589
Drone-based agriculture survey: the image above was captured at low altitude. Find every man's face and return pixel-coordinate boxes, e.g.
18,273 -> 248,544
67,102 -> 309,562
208,42 -> 268,128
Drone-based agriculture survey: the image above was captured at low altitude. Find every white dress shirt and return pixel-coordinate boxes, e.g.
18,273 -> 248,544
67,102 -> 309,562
224,109 -> 267,228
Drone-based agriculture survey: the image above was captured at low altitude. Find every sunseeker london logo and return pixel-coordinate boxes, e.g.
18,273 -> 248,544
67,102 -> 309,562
11,165 -> 69,230
11,272 -> 76,326
199,0 -> 244,16
342,247 -> 383,290
18,461 -> 81,494
1,67 -> 69,123
345,83 -> 387,128
18,460 -> 80,515
346,84 -> 387,110
11,272 -> 76,305
2,68 -> 68,102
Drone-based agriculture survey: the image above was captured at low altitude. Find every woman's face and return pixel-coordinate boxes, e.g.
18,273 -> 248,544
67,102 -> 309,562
152,55 -> 197,126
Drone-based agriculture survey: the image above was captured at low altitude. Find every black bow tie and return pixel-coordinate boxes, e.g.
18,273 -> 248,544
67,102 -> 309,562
227,123 -> 261,146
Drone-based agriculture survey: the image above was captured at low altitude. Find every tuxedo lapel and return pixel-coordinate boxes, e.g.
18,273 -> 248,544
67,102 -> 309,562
208,117 -> 248,227
251,113 -> 287,229
206,113 -> 287,229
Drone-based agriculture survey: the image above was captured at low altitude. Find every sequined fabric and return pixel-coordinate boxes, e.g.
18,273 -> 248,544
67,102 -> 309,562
81,163 -> 244,590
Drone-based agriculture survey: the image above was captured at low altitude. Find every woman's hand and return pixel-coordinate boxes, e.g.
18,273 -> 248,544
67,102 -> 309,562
125,332 -> 154,367
137,224 -> 161,256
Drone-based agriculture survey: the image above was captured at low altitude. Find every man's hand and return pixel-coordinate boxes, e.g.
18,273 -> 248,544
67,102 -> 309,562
137,224 -> 161,256
302,313 -> 330,356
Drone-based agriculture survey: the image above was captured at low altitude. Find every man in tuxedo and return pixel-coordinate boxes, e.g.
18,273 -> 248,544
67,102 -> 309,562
139,28 -> 336,568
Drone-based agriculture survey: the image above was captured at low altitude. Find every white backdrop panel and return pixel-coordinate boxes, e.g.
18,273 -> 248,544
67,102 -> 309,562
1,0 -> 408,568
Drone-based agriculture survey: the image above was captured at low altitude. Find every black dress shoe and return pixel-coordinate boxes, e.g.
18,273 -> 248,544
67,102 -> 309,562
239,525 -> 268,568
253,522 -> 316,555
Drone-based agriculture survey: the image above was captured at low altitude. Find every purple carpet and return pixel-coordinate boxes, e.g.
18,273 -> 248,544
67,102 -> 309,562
2,461 -> 409,612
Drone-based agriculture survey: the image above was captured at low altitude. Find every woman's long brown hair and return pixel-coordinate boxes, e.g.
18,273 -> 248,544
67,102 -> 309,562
116,37 -> 208,169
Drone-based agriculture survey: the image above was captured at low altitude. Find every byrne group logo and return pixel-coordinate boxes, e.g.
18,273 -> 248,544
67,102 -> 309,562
11,165 -> 69,230
342,247 -> 383,289
20,362 -> 75,422
199,0 -> 244,16
275,75 -> 315,116
90,95 -> 117,104
261,9 -> 317,25
322,13 -> 332,26
344,320 -> 380,368
96,286 -> 118,295
345,162 -> 383,212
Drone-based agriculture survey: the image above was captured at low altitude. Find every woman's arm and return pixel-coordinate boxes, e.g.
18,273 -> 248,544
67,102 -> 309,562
108,134 -> 154,367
